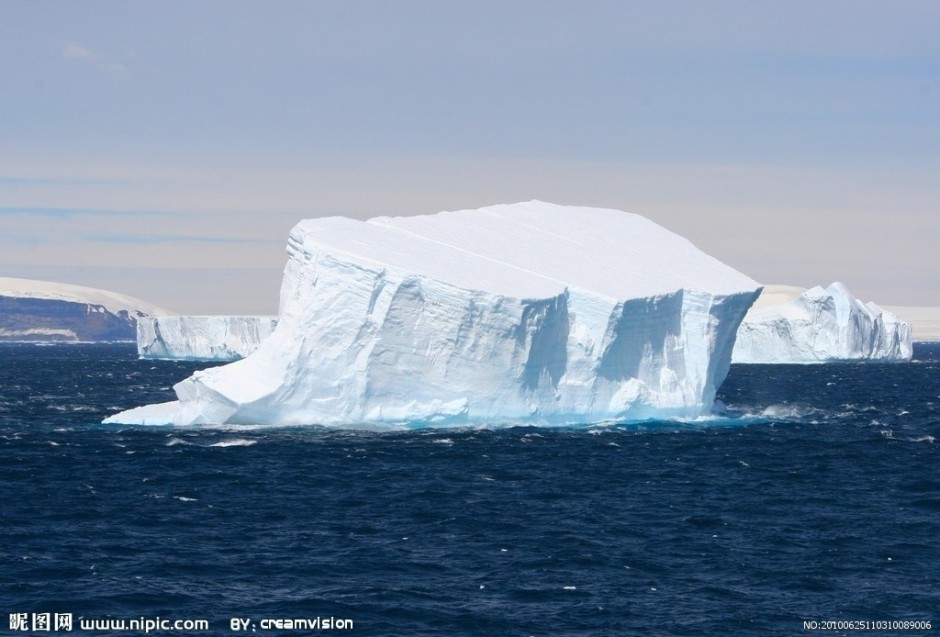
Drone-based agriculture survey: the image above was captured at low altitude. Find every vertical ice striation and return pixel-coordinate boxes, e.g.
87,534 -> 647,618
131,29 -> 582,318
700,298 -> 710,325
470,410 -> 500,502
137,316 -> 278,361
105,201 -> 761,427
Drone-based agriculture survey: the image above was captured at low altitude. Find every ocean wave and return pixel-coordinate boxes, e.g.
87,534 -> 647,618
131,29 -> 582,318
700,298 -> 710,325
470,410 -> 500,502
208,438 -> 257,447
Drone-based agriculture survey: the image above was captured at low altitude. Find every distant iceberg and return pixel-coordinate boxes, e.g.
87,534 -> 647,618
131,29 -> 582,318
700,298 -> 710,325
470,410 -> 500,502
105,201 -> 761,427
732,282 -> 912,363
138,316 -> 278,361
0,277 -> 169,342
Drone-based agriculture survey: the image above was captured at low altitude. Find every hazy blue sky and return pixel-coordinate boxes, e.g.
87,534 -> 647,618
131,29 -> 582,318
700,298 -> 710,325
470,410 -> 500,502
2,1 -> 938,313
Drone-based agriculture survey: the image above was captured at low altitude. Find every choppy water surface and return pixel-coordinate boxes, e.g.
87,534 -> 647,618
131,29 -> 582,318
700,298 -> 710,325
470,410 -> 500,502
1,343 -> 938,635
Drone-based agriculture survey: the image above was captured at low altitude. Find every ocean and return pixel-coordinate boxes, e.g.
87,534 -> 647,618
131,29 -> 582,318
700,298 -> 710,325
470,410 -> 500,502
1,342 -> 937,636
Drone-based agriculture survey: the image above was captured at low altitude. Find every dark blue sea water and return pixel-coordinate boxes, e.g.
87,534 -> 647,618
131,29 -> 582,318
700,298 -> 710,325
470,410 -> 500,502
1,343 -> 938,636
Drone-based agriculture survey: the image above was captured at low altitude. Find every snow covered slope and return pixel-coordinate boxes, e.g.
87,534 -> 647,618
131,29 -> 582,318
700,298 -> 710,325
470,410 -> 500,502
106,201 -> 761,427
0,277 -> 170,342
732,283 -> 912,363
138,316 -> 278,361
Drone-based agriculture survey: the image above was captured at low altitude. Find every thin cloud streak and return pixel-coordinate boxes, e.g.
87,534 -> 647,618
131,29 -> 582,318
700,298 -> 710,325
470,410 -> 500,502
62,43 -> 97,60
62,42 -> 128,76
0,207 -> 171,218
83,233 -> 281,245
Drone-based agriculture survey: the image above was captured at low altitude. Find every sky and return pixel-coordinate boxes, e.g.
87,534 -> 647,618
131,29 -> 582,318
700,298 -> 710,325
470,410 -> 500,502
1,1 -> 938,314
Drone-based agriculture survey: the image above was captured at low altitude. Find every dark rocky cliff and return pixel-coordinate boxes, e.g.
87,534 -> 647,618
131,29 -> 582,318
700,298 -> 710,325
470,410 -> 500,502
0,297 -> 142,342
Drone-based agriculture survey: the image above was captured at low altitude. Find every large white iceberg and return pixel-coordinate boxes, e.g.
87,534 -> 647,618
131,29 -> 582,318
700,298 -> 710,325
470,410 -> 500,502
105,201 -> 761,427
732,282 -> 912,363
137,316 -> 278,361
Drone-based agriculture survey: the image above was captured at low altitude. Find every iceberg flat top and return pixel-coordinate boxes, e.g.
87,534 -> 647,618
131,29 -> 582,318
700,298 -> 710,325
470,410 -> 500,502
0,277 -> 171,317
295,201 -> 759,299
293,215 -> 564,299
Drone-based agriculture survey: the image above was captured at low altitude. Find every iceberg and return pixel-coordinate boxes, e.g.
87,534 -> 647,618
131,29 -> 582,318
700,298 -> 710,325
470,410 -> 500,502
137,316 -> 278,361
105,201 -> 761,427
731,282 -> 912,363
883,305 -> 940,343
0,277 -> 169,342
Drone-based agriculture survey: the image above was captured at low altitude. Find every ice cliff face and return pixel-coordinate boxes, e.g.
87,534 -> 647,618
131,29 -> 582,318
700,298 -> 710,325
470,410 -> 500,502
138,316 -> 278,361
732,282 -> 912,363
105,201 -> 761,427
0,277 -> 169,342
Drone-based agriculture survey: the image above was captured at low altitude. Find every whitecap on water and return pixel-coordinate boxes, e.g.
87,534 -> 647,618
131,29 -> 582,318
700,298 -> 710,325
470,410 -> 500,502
758,404 -> 820,421
520,432 -> 545,443
208,438 -> 257,447
165,437 -> 192,446
760,405 -> 796,419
